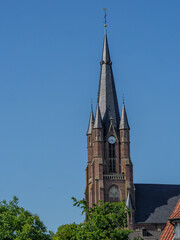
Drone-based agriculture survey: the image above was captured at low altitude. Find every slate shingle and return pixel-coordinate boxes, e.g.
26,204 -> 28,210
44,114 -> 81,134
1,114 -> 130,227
134,184 -> 180,223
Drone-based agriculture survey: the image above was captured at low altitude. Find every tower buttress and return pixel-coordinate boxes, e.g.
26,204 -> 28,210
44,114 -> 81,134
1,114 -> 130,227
119,100 -> 135,226
85,104 -> 94,206
91,103 -> 104,204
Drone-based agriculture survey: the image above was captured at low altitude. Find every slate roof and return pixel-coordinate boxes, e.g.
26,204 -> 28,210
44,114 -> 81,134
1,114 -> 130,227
119,102 -> 130,130
94,103 -> 103,129
134,184 -> 180,224
97,32 -> 120,134
159,199 -> 180,240
87,105 -> 94,134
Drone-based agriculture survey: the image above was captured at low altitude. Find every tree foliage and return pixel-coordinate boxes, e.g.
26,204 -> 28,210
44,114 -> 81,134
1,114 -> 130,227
53,198 -> 132,240
0,196 -> 52,240
52,224 -> 78,240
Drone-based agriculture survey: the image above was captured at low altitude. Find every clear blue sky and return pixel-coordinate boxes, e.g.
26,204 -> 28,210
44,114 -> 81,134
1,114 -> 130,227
0,0 -> 180,233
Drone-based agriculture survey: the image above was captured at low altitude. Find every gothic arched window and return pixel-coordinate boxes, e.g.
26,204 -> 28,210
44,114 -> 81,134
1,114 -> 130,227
98,130 -> 101,140
109,143 -> 116,172
108,186 -> 120,203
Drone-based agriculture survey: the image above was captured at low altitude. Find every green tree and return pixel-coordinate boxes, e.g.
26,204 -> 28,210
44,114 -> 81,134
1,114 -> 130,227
52,224 -> 78,240
0,196 -> 52,240
54,198 -> 132,240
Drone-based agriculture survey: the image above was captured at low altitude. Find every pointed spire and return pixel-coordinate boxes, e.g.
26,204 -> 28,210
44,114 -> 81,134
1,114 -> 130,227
87,103 -> 95,134
102,8 -> 109,62
126,191 -> 133,210
94,103 -> 103,129
101,31 -> 111,64
98,31 -> 120,133
119,99 -> 130,130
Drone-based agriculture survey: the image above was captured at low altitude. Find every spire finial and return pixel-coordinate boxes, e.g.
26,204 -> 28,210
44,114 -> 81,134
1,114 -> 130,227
123,95 -> 125,104
91,99 -> 93,110
104,8 -> 107,30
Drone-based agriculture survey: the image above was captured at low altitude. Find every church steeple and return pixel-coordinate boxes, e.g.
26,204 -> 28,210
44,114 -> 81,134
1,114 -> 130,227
85,13 -> 135,218
97,31 -> 120,134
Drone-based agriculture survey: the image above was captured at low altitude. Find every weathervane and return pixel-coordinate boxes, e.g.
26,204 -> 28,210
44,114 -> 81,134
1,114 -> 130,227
104,8 -> 107,29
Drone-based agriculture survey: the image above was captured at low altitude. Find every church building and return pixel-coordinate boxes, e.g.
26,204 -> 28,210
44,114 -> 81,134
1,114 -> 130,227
85,21 -> 180,239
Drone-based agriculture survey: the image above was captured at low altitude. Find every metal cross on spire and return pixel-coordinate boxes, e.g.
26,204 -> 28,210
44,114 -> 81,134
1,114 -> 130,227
104,8 -> 107,29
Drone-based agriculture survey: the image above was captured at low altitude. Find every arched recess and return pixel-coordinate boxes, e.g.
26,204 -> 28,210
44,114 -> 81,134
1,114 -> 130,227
108,185 -> 120,203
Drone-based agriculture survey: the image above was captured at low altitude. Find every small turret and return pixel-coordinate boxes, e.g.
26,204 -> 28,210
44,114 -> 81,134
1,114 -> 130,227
91,103 -> 104,205
119,99 -> 135,217
119,99 -> 130,130
94,103 -> 103,129
87,104 -> 95,135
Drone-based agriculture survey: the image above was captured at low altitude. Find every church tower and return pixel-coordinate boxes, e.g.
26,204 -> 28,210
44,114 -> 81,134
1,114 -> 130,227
85,21 -> 135,225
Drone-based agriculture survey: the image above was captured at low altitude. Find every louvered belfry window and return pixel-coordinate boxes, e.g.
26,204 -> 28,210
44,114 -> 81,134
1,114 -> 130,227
109,143 -> 116,172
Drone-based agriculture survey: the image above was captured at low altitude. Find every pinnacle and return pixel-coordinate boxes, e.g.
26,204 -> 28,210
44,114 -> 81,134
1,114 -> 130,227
94,103 -> 103,129
87,105 -> 95,134
119,102 -> 130,130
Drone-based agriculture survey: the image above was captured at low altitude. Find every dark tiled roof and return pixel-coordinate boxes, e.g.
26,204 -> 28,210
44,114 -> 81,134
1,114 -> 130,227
94,103 -> 102,129
135,184 -> 180,223
87,105 -> 94,134
97,32 -> 120,134
119,102 -> 130,130
159,199 -> 180,240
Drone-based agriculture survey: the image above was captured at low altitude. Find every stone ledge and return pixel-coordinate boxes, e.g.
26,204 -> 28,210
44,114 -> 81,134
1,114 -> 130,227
103,174 -> 125,180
